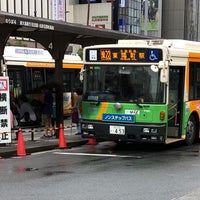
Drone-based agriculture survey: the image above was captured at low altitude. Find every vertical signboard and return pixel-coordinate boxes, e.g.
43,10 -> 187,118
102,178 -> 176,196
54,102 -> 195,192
0,77 -> 11,143
52,0 -> 65,21
141,0 -> 161,37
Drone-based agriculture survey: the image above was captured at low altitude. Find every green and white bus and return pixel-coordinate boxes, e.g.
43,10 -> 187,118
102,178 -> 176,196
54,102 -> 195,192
81,39 -> 200,145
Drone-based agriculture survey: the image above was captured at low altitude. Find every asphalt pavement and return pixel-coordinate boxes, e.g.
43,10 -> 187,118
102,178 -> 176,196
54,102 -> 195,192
0,120 -> 88,158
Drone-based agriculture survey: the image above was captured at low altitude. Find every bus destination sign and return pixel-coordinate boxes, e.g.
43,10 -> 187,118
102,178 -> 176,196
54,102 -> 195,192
86,48 -> 163,63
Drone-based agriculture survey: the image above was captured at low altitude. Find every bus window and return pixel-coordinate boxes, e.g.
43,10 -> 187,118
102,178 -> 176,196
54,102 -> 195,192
8,69 -> 24,98
46,68 -> 55,89
168,67 -> 184,134
63,72 -> 71,92
189,62 -> 200,100
84,65 -> 164,103
26,68 -> 45,92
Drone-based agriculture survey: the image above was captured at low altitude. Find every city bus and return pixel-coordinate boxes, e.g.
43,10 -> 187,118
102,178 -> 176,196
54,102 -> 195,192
3,46 -> 83,116
81,39 -> 200,145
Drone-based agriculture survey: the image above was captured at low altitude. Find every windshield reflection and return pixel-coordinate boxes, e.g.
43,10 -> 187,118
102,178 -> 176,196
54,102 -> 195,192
83,65 -> 165,103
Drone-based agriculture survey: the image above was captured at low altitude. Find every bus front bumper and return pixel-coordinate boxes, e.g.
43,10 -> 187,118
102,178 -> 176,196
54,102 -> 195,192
81,121 -> 167,144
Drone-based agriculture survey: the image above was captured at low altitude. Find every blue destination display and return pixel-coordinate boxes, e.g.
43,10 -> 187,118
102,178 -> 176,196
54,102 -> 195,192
102,113 -> 135,123
86,48 -> 163,63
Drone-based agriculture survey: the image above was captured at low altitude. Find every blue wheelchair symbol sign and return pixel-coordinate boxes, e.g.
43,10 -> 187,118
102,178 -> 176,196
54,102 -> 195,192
148,50 -> 159,62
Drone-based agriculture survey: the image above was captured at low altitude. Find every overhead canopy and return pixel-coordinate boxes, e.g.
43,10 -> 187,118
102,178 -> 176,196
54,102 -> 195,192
0,11 -> 152,49
0,11 -> 153,136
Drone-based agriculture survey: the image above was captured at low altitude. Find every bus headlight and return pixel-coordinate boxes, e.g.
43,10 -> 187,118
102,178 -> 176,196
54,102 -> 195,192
142,128 -> 158,134
88,124 -> 94,129
150,128 -> 158,134
81,124 -> 94,130
143,128 -> 150,133
82,124 -> 87,129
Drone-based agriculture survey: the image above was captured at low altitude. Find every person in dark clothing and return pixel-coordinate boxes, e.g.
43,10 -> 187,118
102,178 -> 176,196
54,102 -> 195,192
72,87 -> 83,135
41,85 -> 53,138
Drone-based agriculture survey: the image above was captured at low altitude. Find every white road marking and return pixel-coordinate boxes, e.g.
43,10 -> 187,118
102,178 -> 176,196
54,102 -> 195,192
171,187 -> 200,200
53,151 -> 142,158
32,150 -> 56,155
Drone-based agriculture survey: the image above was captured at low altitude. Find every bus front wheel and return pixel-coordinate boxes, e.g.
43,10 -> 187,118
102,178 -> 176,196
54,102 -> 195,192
186,115 -> 196,145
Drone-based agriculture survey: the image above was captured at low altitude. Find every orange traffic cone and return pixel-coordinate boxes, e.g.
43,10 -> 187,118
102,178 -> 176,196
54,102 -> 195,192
87,137 -> 97,145
58,123 -> 67,149
17,128 -> 27,156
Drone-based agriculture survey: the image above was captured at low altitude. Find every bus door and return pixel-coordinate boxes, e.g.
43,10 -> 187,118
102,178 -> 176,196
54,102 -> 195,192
168,67 -> 184,138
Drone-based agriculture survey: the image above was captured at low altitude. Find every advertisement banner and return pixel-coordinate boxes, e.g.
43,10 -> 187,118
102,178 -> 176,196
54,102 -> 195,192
52,0 -> 65,21
141,0 -> 159,31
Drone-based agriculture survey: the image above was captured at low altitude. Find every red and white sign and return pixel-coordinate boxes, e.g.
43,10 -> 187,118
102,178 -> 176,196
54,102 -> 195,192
0,77 -> 11,143
0,78 -> 8,91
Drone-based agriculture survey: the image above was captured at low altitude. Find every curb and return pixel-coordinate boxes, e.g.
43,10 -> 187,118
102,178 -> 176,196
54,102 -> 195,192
0,139 -> 88,158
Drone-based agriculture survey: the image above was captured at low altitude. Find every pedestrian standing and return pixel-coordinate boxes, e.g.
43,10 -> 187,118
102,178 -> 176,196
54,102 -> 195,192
72,87 -> 83,135
41,85 -> 53,138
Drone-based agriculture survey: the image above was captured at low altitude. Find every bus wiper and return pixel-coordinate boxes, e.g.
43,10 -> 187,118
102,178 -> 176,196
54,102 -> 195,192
134,98 -> 143,108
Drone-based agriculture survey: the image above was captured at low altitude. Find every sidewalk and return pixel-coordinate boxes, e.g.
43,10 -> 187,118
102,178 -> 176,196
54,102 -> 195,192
0,122 -> 88,158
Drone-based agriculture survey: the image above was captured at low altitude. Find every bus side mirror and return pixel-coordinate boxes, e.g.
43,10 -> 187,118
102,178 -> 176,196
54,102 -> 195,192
79,68 -> 85,82
159,61 -> 168,83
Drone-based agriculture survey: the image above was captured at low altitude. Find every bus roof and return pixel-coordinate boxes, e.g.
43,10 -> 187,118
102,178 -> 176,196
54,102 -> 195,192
118,39 -> 200,52
3,46 -> 82,63
4,46 -> 52,62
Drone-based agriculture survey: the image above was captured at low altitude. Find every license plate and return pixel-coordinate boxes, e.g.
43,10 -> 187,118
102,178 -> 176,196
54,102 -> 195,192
110,125 -> 125,135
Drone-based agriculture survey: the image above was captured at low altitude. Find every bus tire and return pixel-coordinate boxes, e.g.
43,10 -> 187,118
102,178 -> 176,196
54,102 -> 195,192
185,115 -> 196,145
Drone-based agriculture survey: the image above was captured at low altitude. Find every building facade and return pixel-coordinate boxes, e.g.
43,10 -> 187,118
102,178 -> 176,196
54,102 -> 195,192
162,0 -> 200,41
0,0 -> 199,42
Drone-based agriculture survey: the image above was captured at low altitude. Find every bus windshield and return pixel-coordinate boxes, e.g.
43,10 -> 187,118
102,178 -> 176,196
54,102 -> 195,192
83,65 -> 165,103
